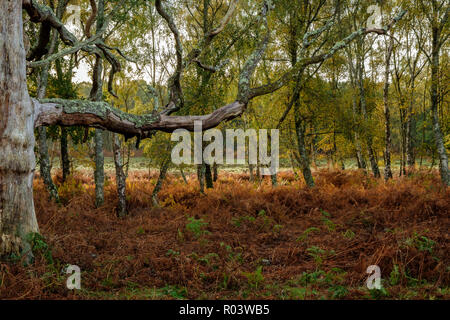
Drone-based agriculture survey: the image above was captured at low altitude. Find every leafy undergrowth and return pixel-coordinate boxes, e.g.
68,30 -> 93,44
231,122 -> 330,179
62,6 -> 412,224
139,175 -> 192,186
0,169 -> 449,300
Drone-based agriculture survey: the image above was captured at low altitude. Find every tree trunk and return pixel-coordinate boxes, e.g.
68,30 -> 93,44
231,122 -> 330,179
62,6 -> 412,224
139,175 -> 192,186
113,134 -> 127,217
197,164 -> 206,193
152,158 -> 170,206
406,90 -> 416,170
36,16 -> 59,201
249,163 -> 255,182
399,108 -> 407,176
0,0 -> 39,261
430,24 -> 449,186
180,167 -> 188,184
60,127 -> 70,182
294,100 -> 315,188
205,164 -> 213,189
271,172 -> 277,187
94,129 -> 105,207
256,162 -> 261,181
213,162 -> 218,182
91,0 -> 105,207
38,128 -> 59,201
383,36 -> 393,181
357,42 -> 380,178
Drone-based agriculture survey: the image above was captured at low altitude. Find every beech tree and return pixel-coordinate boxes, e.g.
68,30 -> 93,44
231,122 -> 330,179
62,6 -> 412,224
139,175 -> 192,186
0,0 -> 405,261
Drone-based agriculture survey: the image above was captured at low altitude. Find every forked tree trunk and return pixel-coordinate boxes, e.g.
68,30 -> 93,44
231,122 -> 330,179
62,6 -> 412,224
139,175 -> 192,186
0,0 -> 39,260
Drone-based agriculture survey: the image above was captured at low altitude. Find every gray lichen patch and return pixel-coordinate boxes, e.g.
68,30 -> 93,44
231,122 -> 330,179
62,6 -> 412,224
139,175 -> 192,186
41,98 -> 159,128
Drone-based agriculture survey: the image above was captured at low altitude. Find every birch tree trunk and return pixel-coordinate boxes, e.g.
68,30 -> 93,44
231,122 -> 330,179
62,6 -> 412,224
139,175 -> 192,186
383,36 -> 394,181
294,99 -> 315,188
113,134 -> 127,217
357,40 -> 380,178
348,59 -> 367,171
406,84 -> 417,170
197,164 -> 206,193
0,0 -> 39,260
430,21 -> 449,186
91,0 -> 105,207
152,157 -> 170,206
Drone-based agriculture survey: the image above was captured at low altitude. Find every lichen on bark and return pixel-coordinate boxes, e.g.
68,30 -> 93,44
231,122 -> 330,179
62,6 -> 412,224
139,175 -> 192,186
40,98 -> 160,128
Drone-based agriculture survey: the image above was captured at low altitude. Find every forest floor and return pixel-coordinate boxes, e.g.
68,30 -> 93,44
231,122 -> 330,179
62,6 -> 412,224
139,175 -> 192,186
0,169 -> 448,300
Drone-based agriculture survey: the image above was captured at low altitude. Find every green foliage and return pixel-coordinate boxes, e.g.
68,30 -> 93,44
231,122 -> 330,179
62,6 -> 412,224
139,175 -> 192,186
328,285 -> 349,299
242,266 -> 264,289
306,246 -> 326,267
186,217 -> 210,238
160,285 -> 187,300
26,232 -> 53,265
342,229 -> 355,239
368,287 -> 390,299
389,265 -> 401,286
166,249 -> 180,257
232,215 -> 256,227
404,232 -> 435,253
296,227 -> 320,242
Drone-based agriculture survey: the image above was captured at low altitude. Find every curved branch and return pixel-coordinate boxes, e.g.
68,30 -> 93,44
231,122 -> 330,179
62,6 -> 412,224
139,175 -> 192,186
23,0 -> 77,46
205,0 -> 239,42
248,9 -> 408,99
84,0 -> 98,38
237,0 -> 271,103
155,0 -> 184,111
34,98 -> 246,135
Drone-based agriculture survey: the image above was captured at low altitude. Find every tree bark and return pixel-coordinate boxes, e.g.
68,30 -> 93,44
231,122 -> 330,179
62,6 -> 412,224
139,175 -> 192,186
249,163 -> 255,182
60,127 -> 70,182
113,134 -> 127,216
430,21 -> 449,186
38,127 -> 59,201
152,157 -> 170,206
383,36 -> 394,181
180,167 -> 188,184
294,99 -> 315,188
406,86 -> 417,170
197,164 -> 206,193
212,163 -> 218,182
36,8 -> 60,201
347,56 -> 367,171
357,39 -> 380,178
90,0 -> 105,207
0,0 -> 39,261
205,164 -> 213,189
